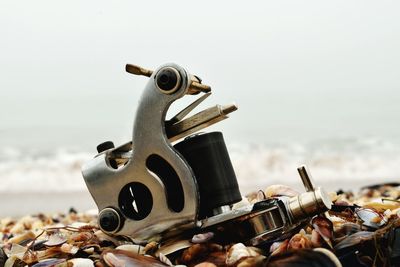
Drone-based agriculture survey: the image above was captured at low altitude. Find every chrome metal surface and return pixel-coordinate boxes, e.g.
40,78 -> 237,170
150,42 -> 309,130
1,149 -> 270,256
297,165 -> 315,192
83,63 -> 200,241
288,166 -> 332,221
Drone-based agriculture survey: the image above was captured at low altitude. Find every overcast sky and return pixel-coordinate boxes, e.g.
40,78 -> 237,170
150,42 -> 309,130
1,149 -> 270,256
1,1 -> 400,149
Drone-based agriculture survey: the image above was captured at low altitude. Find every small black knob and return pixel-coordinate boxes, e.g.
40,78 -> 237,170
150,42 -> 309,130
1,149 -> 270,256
97,141 -> 115,153
156,67 -> 181,93
98,208 -> 122,233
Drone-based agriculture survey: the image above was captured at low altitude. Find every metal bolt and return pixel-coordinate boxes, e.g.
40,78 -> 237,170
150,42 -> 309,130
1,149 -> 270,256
156,67 -> 181,94
98,208 -> 122,233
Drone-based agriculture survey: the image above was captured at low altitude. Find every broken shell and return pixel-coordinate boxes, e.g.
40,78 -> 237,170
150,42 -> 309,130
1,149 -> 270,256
225,243 -> 259,266
312,216 -> 333,248
7,231 -> 36,245
115,244 -> 145,255
102,250 -> 167,267
192,232 -> 214,244
67,258 -> 94,267
264,185 -> 300,198
311,230 -> 324,248
31,258 -> 67,267
288,232 -> 312,250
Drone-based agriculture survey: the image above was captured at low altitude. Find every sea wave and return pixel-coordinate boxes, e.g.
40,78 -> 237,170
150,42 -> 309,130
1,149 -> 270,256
0,137 -> 399,194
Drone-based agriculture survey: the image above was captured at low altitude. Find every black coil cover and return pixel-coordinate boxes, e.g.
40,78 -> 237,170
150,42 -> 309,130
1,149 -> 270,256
174,132 -> 242,218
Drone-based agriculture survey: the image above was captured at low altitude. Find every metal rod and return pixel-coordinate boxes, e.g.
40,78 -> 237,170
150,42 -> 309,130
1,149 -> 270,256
126,64 -> 211,93
297,165 -> 315,192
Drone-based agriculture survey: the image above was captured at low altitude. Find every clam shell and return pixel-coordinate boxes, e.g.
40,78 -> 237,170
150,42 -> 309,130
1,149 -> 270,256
355,208 -> 386,229
44,234 -> 67,247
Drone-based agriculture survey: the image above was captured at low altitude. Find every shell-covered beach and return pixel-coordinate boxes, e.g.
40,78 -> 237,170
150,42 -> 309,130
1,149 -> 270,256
1,183 -> 399,267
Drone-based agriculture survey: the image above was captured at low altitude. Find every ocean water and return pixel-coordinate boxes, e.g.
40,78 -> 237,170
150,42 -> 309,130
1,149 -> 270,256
1,136 -> 399,196
2,88 -> 400,197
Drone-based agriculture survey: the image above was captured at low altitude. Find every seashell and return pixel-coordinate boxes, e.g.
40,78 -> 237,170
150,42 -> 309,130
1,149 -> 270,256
179,243 -> 223,265
225,243 -> 259,266
311,229 -> 324,248
333,222 -> 361,239
67,258 -> 94,267
4,257 -> 26,267
334,231 -> 375,255
44,234 -> 67,247
180,244 -> 209,264
201,251 -> 226,266
94,231 -> 122,246
355,208 -> 386,229
21,239 -> 47,251
7,231 -> 36,245
6,244 -> 26,260
70,232 -> 92,242
31,258 -> 67,267
236,255 -> 267,267
60,243 -> 79,254
156,239 -> 191,257
158,253 -> 173,266
115,244 -> 145,255
192,232 -> 214,244
312,216 -> 333,248
264,185 -> 299,198
362,201 -> 399,212
269,239 -> 289,256
288,232 -> 312,250
102,250 -> 167,267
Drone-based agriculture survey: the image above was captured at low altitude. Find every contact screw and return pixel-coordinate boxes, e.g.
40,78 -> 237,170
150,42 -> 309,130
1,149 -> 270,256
288,165 -> 332,221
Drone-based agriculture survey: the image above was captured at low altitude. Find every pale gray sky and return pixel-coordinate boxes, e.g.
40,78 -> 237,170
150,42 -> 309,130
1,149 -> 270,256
1,1 -> 400,150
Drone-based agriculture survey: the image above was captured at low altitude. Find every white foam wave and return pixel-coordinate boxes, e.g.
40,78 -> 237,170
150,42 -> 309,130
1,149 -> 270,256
0,147 -> 91,193
0,137 -> 399,194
